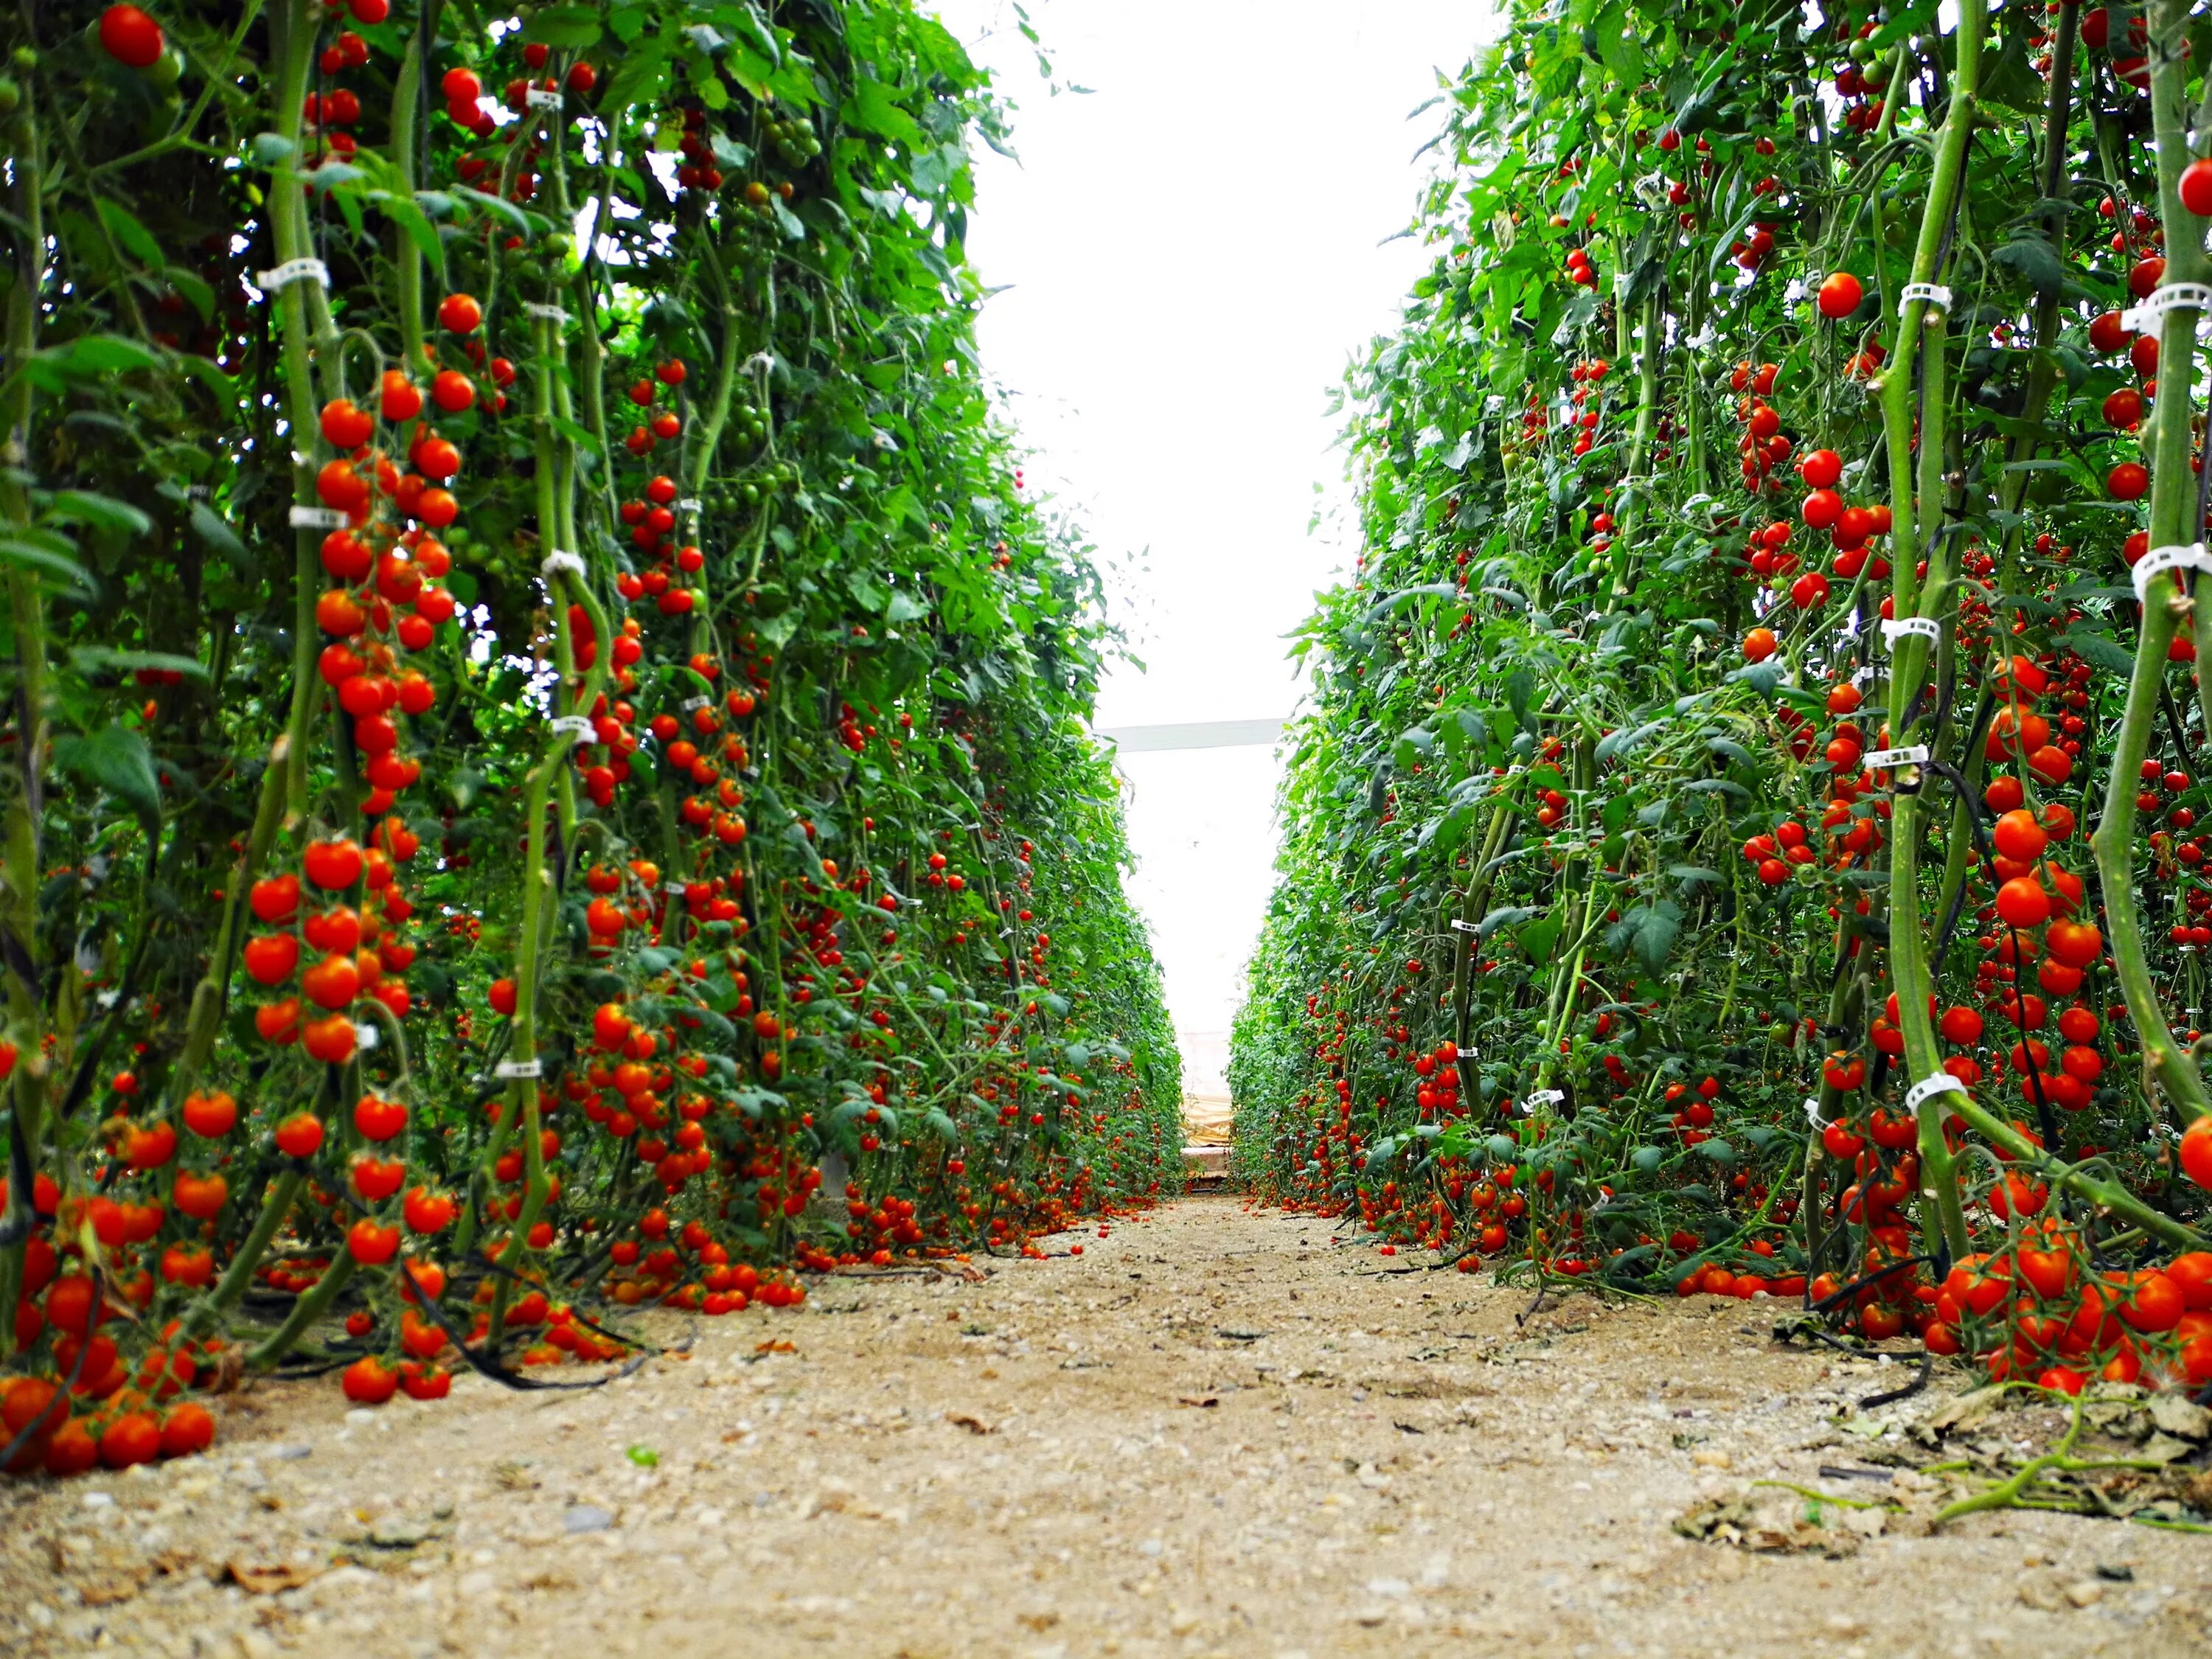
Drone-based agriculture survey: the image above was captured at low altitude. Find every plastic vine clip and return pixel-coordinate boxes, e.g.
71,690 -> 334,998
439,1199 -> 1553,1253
1862,745 -> 1930,771
353,1022 -> 379,1051
1903,1072 -> 1967,1113
2120,282 -> 2212,333
1803,1096 -> 1828,1130
288,505 -> 349,530
494,1058 -> 543,1080
681,695 -> 712,712
2131,542 -> 2212,604
1448,918 -> 1480,933
540,550 -> 587,582
549,714 -> 594,744
1524,1088 -> 1565,1108
255,258 -> 330,295
676,498 -> 702,514
1899,282 -> 1952,313
524,87 -> 563,110
1879,616 -> 1942,649
524,302 -> 571,324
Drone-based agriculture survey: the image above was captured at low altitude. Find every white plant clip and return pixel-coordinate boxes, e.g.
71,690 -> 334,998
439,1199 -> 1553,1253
288,505 -> 349,529
1449,918 -> 1480,933
2131,541 -> 2212,603
540,549 -> 587,582
524,87 -> 563,110
353,1021 -> 379,1051
1804,1096 -> 1828,1130
1862,745 -> 1930,770
1903,1071 -> 1968,1113
676,498 -> 702,514
549,714 -> 594,744
1879,616 -> 1942,648
1899,282 -> 1952,313
523,302 -> 571,324
256,257 -> 330,294
1524,1088 -> 1565,1109
494,1057 -> 543,1079
681,695 -> 712,712
2121,282 -> 2212,333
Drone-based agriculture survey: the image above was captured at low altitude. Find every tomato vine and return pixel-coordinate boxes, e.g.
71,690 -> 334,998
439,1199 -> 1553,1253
1236,0 -> 2212,1405
0,0 -> 1179,1474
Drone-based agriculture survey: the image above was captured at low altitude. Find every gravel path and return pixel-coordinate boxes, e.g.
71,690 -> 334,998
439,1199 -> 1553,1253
4,1193 -> 2209,1658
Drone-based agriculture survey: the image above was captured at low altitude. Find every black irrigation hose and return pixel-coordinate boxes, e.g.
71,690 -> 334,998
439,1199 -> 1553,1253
1860,1350 -> 1935,1410
459,1239 -> 669,1356
1778,1318 -> 1920,1371
400,1259 -> 670,1394
1806,1250 -> 1936,1317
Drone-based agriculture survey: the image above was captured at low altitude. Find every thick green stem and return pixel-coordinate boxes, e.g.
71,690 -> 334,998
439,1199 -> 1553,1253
1871,0 -> 1985,1262
2091,0 -> 2212,1126
248,1249 -> 358,1368
182,1167 -> 304,1341
1609,293 -> 1662,599
268,0 -> 330,826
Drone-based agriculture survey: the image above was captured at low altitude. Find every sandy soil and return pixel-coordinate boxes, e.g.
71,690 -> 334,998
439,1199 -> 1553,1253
4,1193 -> 2210,1659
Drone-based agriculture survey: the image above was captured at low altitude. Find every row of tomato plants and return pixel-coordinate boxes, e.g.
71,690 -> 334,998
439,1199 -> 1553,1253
0,0 -> 1181,1478
1234,0 -> 2212,1411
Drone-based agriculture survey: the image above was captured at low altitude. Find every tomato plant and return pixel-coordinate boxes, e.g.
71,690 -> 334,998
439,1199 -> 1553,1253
0,0 -> 1179,1475
1235,0 -> 2212,1399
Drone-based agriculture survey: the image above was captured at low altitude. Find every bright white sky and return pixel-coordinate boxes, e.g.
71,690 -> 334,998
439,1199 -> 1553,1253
932,0 -> 1496,1099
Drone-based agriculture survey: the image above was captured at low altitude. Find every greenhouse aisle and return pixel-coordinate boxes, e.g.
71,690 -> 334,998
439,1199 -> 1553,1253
4,1194 -> 2203,1659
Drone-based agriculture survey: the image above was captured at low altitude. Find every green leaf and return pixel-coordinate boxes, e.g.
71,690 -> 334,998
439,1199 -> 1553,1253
844,75 -> 922,148
48,491 -> 151,537
70,647 -> 208,681
453,186 -> 543,238
0,532 -> 96,598
94,198 -> 164,268
521,6 -> 604,48
164,265 -> 215,322
380,192 -> 448,278
606,40 -> 674,119
49,334 -> 161,378
1596,719 -> 1664,762
1605,900 -> 1682,975
55,726 -> 162,838
188,502 -> 248,566
1991,233 -> 2071,302
2054,627 -> 2134,675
